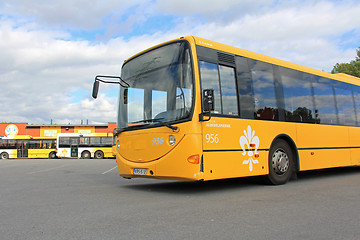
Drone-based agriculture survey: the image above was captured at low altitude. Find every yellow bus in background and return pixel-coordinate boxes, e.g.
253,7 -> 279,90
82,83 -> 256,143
56,133 -> 114,159
0,135 -> 57,159
93,36 -> 360,184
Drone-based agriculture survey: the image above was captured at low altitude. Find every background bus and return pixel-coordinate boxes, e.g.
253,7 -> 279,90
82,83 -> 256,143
0,135 -> 57,159
56,133 -> 114,159
93,36 -> 360,184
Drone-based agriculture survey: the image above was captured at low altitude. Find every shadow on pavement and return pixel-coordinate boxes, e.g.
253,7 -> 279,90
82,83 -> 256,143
122,166 -> 359,194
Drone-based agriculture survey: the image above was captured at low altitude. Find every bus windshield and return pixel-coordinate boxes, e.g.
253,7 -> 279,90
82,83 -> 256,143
118,41 -> 194,130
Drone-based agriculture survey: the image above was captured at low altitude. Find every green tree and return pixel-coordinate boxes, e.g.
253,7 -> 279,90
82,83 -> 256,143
331,48 -> 360,78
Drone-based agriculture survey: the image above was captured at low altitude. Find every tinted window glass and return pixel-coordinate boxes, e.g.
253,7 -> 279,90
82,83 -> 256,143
236,57 -> 254,119
199,61 -> 222,113
152,90 -> 167,119
280,68 -> 315,123
59,137 -> 70,148
313,77 -> 337,124
70,137 -> 79,145
352,85 -> 360,126
127,88 -> 144,123
219,65 -> 238,115
101,137 -> 113,146
249,60 -> 278,120
29,140 -> 41,149
43,140 -> 56,149
334,82 -> 356,126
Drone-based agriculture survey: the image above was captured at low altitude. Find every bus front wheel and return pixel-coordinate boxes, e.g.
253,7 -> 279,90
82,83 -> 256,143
94,150 -> 104,159
1,152 -> 9,159
266,139 -> 293,185
81,151 -> 91,159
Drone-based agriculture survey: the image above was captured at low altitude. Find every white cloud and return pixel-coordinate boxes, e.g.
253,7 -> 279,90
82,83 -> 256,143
182,0 -> 360,70
156,0 -> 270,20
0,21 -> 165,124
0,0 -> 148,30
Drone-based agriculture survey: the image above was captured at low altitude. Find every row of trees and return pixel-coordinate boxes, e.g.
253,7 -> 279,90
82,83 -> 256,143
332,48 -> 360,78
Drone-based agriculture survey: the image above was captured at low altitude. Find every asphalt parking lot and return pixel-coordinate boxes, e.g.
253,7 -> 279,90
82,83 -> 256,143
0,159 -> 359,240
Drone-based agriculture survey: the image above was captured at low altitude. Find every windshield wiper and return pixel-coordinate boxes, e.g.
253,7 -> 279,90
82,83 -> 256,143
132,118 -> 178,131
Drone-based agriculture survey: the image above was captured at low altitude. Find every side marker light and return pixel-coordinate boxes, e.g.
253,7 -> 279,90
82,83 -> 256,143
187,155 -> 200,164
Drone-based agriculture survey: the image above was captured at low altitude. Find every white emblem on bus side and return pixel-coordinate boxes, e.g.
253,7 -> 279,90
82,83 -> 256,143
240,125 -> 260,171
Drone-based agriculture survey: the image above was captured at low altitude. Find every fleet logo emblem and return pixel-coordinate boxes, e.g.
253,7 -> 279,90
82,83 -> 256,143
239,125 -> 260,171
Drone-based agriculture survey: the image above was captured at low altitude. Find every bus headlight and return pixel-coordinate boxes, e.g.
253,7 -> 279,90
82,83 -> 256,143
117,141 -> 120,149
169,135 -> 176,146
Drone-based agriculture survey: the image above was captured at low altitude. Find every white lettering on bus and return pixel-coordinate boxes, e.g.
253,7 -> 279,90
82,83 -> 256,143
205,123 -> 231,128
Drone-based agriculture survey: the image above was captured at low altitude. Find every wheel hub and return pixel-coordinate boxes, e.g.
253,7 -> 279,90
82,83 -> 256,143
272,149 -> 289,175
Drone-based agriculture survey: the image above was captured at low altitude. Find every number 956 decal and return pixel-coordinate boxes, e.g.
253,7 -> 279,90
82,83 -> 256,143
152,137 -> 164,145
205,134 -> 219,143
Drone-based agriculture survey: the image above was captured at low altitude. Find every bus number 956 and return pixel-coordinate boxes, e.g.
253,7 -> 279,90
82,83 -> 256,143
152,137 -> 164,145
205,134 -> 219,143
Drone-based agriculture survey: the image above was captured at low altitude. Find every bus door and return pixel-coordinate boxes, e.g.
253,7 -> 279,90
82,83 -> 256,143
70,137 -> 79,158
17,140 -> 28,158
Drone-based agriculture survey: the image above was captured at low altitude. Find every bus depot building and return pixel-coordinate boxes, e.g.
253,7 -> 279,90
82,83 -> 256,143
0,122 -> 117,138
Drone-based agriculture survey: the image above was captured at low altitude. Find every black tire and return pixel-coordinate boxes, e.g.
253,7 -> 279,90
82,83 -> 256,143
81,151 -> 91,159
266,139 -> 293,185
49,152 -> 57,159
94,150 -> 104,159
1,152 -> 9,159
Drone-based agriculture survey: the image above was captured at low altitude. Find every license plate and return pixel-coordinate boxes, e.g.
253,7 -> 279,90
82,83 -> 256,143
133,168 -> 147,175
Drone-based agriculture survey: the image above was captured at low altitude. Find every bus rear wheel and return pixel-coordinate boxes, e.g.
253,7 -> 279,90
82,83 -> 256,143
94,150 -> 104,159
49,152 -> 57,159
266,139 -> 293,185
1,152 -> 9,159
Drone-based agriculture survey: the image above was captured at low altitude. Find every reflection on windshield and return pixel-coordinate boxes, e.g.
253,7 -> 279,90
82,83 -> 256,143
118,41 -> 193,129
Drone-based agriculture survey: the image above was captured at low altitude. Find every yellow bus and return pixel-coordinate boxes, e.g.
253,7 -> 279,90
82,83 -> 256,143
93,36 -> 360,184
56,133 -> 114,159
0,136 -> 57,159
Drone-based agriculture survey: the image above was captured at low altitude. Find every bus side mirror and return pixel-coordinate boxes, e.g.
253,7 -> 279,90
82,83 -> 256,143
200,89 -> 214,121
203,89 -> 214,112
92,80 -> 99,99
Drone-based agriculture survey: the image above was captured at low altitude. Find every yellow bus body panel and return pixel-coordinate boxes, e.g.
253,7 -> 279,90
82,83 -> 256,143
201,118 -> 296,180
296,124 -> 351,170
28,149 -> 55,158
117,119 -> 203,181
349,127 -> 360,164
119,130 -> 185,162
117,132 -> 203,181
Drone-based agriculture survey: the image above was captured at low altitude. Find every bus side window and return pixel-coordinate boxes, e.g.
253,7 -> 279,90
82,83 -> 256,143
334,82 -> 356,126
280,68 -> 315,123
353,86 -> 360,126
236,56 -> 254,119
249,60 -> 278,121
313,77 -> 337,125
219,65 -> 238,115
199,61 -> 222,114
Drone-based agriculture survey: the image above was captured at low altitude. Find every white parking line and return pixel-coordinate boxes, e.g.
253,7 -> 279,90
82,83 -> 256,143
28,165 -> 65,174
102,166 -> 117,174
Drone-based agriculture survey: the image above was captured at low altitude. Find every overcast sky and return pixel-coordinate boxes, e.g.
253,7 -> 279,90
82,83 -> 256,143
1,0 -> 359,124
